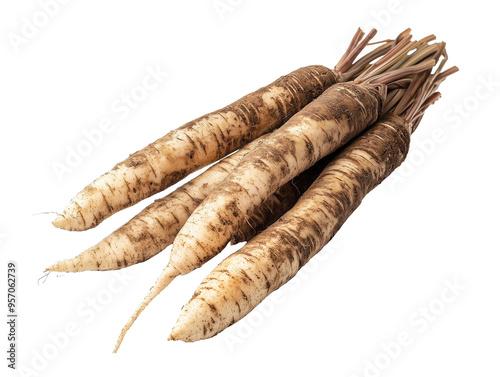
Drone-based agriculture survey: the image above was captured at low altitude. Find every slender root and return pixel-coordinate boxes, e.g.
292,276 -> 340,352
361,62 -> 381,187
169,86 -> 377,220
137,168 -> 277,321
112,265 -> 180,353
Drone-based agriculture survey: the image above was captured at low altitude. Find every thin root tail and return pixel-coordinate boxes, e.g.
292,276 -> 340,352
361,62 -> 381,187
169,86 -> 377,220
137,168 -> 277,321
112,265 -> 180,353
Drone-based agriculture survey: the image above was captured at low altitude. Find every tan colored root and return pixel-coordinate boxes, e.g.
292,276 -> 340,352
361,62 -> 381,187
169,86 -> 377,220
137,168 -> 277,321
53,28 -> 412,232
170,116 -> 413,342
170,33 -> 442,277
47,136 -> 268,272
170,49 -> 458,342
113,265 -> 179,353
170,81 -> 383,276
112,28 -> 450,350
232,155 -> 331,244
53,64 -> 338,231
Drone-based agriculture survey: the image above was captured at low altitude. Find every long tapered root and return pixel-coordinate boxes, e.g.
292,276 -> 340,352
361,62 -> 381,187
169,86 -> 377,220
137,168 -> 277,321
169,33 -> 441,282
53,29 -> 410,232
54,65 -> 339,231
113,265 -> 180,352
168,58 -> 458,343
168,116 -> 413,342
170,82 -> 383,276
47,134 -> 273,273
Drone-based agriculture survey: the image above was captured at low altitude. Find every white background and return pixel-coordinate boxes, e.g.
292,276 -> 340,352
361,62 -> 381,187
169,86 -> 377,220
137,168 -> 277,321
1,0 -> 499,376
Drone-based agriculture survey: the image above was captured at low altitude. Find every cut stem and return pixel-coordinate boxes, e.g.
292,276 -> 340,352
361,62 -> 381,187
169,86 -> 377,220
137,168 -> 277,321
335,28 -> 378,74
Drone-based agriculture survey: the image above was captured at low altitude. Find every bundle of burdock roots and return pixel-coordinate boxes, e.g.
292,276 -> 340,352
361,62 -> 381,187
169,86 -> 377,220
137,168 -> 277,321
46,28 -> 458,351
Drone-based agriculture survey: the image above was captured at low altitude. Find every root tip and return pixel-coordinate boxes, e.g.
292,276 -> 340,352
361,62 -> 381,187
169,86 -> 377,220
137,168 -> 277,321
45,260 -> 71,272
51,214 -> 65,228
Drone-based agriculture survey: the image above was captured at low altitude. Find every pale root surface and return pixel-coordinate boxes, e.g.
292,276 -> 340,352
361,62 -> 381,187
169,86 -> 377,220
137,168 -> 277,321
171,82 -> 382,275
170,115 -> 411,342
47,135 -> 270,272
53,66 -> 337,231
